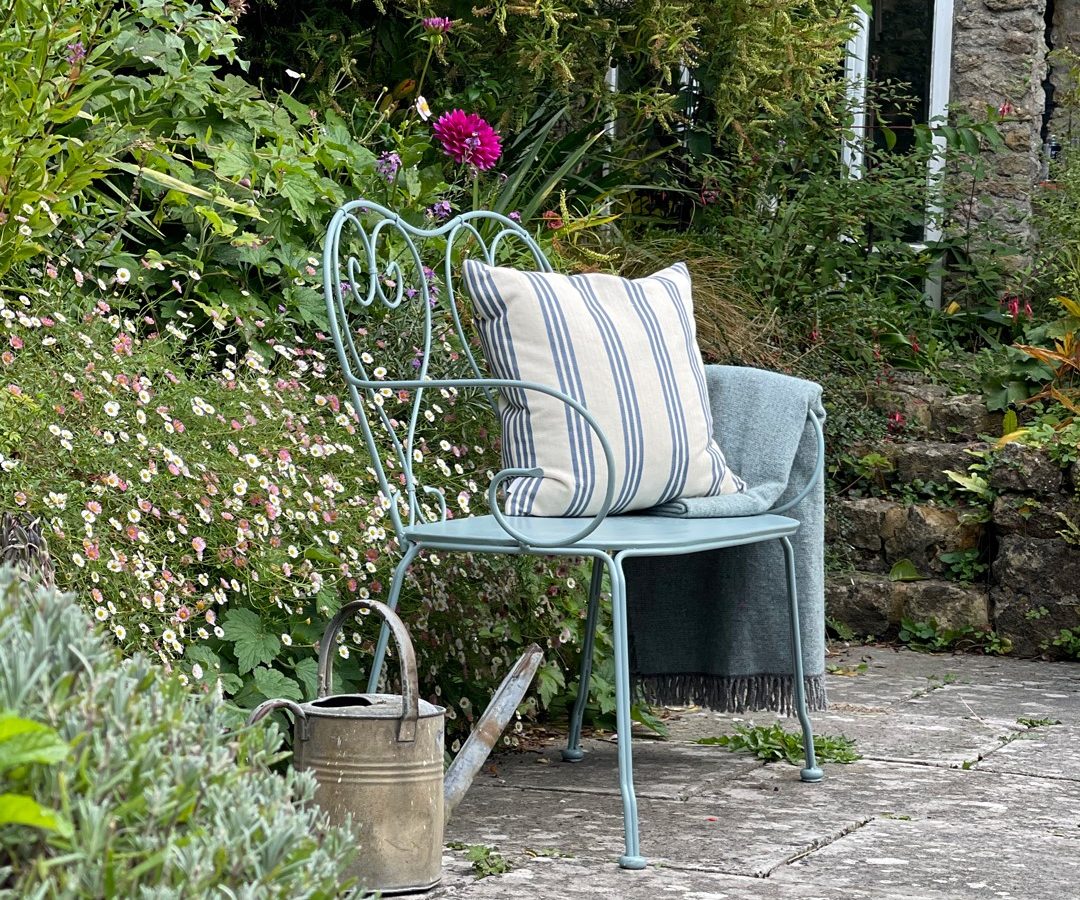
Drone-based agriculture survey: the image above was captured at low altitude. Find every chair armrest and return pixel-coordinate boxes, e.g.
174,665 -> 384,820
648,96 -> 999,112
348,374 -> 617,549
768,410 -> 825,516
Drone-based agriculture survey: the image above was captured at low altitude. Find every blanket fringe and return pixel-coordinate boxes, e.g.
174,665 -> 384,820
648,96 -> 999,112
636,673 -> 828,715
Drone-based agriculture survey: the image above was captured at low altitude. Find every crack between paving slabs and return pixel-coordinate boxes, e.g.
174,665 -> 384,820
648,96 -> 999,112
760,815 -> 876,877
653,816 -> 877,878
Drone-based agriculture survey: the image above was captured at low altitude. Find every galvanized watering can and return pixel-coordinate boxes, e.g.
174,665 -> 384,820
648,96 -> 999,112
247,598 -> 543,895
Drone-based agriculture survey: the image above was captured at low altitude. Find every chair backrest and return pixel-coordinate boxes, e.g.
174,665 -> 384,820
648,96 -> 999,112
322,199 -> 552,541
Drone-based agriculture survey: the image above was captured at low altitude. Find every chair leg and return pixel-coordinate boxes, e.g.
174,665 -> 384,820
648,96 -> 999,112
366,542 -> 421,694
779,536 -> 823,783
562,557 -> 604,763
609,553 -> 646,869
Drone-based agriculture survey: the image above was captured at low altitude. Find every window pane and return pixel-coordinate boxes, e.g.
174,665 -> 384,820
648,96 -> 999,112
868,0 -> 934,154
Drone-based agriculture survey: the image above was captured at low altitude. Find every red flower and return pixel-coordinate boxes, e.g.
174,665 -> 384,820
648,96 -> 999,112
541,210 -> 564,230
432,109 -> 502,170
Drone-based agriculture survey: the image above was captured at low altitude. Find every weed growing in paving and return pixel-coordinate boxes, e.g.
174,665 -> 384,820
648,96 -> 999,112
446,843 -> 512,879
695,723 -> 861,765
898,618 -> 1012,655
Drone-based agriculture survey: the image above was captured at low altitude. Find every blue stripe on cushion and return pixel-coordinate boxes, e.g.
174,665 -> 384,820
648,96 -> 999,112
625,275 -> 689,503
464,261 -> 540,514
655,267 -> 727,494
572,276 -> 644,513
526,272 -> 594,516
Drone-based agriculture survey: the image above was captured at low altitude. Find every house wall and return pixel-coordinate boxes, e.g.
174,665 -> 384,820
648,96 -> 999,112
950,0 -> 1049,249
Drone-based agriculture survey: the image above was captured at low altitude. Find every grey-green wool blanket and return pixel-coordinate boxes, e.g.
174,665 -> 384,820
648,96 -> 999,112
624,365 -> 827,714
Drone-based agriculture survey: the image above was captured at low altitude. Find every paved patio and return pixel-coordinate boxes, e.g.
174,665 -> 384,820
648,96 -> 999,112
431,646 -> 1080,899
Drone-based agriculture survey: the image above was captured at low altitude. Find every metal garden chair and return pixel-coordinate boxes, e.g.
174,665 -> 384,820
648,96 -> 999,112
322,199 -> 823,869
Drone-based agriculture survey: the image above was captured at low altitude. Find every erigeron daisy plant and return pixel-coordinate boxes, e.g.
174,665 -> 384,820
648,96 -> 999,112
0,274 -> 585,742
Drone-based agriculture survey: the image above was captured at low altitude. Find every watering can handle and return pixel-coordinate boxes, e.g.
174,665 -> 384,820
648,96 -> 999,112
317,599 -> 420,743
247,698 -> 310,742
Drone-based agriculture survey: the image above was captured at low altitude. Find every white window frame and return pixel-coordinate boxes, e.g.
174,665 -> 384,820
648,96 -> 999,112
844,0 -> 955,305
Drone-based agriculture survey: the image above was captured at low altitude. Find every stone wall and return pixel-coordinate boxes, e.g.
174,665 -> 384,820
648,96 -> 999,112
826,382 -> 1080,656
950,0 -> 1049,249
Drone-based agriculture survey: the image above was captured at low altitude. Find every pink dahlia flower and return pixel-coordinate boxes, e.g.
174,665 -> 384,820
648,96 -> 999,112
432,109 -> 502,170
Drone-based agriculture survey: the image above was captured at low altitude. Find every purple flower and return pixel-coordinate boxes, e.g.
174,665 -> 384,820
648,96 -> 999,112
376,151 -> 402,183
422,17 -> 454,33
428,199 -> 453,220
508,211 -> 521,222
432,109 -> 502,170
66,42 -> 86,66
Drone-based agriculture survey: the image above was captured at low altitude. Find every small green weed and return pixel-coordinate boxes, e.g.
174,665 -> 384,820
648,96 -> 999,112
524,847 -> 573,859
826,616 -> 856,642
827,662 -> 869,676
446,843 -> 513,879
898,618 -> 1012,655
937,548 -> 989,584
1017,717 -> 1061,728
695,723 -> 860,765
1050,628 -> 1080,659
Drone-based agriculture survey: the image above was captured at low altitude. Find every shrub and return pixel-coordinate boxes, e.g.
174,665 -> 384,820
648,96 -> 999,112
2,0 -> 448,343
0,278 -> 583,743
0,565 -> 357,896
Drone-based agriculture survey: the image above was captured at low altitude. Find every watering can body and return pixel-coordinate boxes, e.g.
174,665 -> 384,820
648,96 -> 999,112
248,598 -> 542,895
294,692 -> 445,893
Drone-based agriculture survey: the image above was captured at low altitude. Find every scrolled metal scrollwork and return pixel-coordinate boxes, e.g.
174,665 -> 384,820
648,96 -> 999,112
323,200 -> 614,548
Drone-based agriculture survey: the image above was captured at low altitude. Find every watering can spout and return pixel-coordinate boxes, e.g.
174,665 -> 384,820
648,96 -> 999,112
443,643 -> 544,823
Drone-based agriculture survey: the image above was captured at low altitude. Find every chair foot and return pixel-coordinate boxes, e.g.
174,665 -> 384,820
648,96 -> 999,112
561,748 -> 585,763
618,855 -> 647,870
800,766 -> 824,783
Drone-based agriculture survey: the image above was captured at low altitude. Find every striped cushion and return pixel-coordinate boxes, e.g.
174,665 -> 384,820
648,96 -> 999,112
463,260 -> 744,517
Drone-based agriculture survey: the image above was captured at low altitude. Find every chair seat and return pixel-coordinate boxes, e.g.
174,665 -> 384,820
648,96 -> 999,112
405,512 -> 799,554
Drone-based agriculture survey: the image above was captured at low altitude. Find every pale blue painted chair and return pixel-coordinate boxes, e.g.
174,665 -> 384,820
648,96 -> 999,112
322,199 -> 822,869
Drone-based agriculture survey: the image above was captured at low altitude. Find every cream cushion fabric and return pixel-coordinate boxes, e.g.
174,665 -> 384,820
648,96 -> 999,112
463,260 -> 744,516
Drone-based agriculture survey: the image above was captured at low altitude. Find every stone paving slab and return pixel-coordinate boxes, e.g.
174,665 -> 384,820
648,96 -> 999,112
694,758 -> 1080,831
446,780 -> 871,878
423,648 -> 1080,899
895,675 -> 1080,724
772,817 -> 1080,900
434,852 -> 900,899
661,707 -> 1021,768
473,737 -> 762,800
977,724 -> 1080,780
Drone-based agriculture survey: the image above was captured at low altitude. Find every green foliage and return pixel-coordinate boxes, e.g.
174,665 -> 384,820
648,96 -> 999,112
937,548 -> 988,584
445,843 -> 513,879
695,722 -> 860,765
898,617 -> 1012,655
0,711 -> 71,836
0,566 -> 357,895
0,284 -> 579,745
888,558 -> 924,583
1038,141 -> 1080,301
244,0 -> 859,156
1017,717 -> 1061,728
1049,628 -> 1080,660
1,0 -> 445,343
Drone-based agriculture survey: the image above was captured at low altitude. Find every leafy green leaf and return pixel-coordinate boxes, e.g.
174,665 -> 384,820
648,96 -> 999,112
222,609 -> 281,674
252,666 -> 303,702
293,658 -> 318,700
0,713 -> 69,772
0,793 -> 71,836
888,558 -> 924,582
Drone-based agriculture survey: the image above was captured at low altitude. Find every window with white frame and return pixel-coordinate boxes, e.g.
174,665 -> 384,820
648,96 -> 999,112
844,0 -> 955,247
